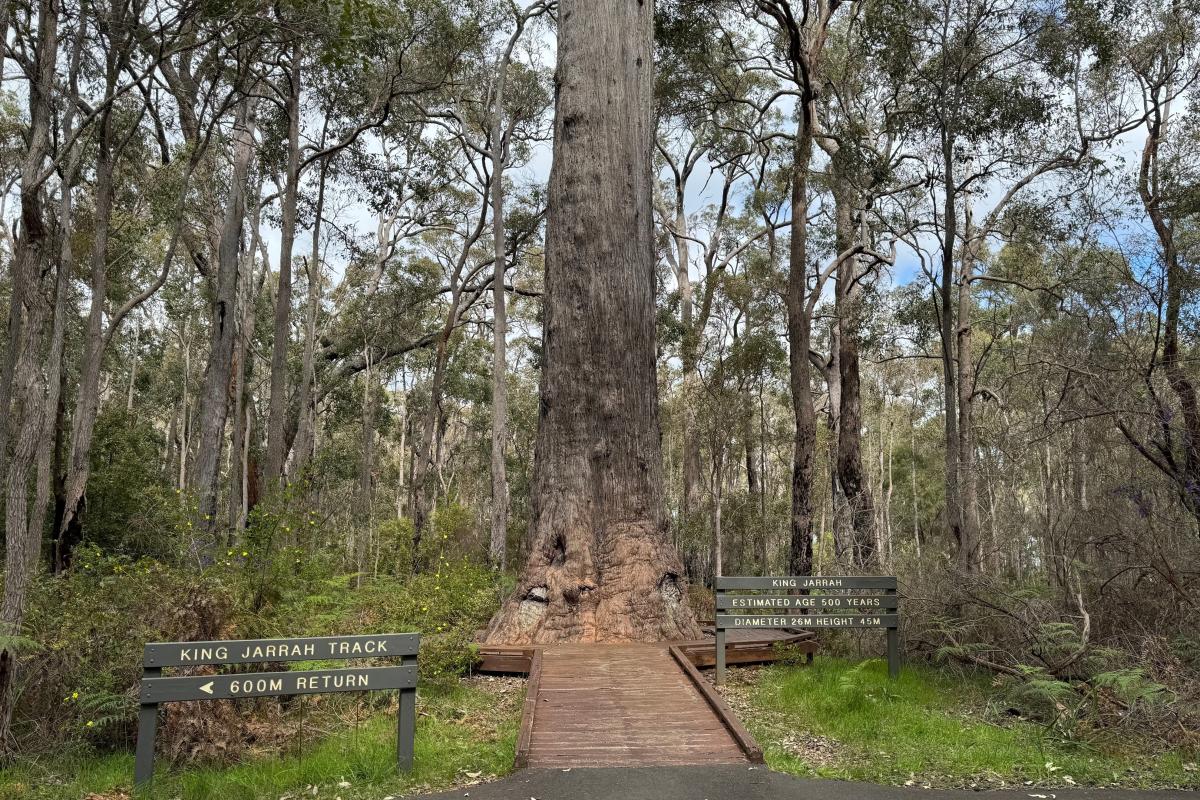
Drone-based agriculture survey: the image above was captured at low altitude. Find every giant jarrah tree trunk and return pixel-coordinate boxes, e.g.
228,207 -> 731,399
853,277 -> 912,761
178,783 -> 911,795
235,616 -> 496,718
485,0 -> 699,644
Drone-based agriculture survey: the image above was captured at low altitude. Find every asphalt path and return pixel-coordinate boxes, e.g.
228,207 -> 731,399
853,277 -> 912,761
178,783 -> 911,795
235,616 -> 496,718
412,765 -> 1192,799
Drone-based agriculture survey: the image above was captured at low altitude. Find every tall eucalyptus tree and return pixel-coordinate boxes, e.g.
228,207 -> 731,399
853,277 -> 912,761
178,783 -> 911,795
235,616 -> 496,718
486,0 -> 701,642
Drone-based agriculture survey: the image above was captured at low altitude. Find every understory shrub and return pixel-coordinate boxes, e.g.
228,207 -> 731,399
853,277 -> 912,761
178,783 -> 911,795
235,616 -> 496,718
21,547 -> 233,751
275,560 -> 501,686
10,547 -> 503,761
909,569 -> 1198,745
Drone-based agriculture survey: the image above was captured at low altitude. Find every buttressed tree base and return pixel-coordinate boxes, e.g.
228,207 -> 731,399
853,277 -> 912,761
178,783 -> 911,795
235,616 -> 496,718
484,0 -> 700,645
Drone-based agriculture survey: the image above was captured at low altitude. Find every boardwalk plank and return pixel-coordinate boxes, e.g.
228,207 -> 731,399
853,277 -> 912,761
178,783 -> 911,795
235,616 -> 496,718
521,644 -> 748,768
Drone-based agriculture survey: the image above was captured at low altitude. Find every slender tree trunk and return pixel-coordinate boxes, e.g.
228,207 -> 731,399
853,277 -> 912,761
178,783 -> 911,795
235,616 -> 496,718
126,324 -> 139,414
359,356 -> 377,505
395,378 -> 408,518
36,153 -> 77,574
489,84 -> 510,571
885,418 -> 895,565
0,0 -> 58,743
757,379 -> 770,572
676,195 -> 704,521
177,315 -> 192,492
787,98 -> 817,578
411,333 -> 450,571
264,44 -> 302,486
56,101 -> 116,549
50,357 -> 68,561
47,34 -> 83,573
357,357 -> 376,583
192,92 -> 258,529
939,130 -> 964,571
910,388 -> 922,569
832,184 -> 875,568
291,158 -> 327,477
228,195 -> 263,533
955,216 -> 982,573
712,445 -> 725,578
33,222 -> 70,566
226,351 -> 243,537
744,398 -> 760,498
1137,101 -> 1200,521
824,327 -> 847,560
485,0 -> 698,643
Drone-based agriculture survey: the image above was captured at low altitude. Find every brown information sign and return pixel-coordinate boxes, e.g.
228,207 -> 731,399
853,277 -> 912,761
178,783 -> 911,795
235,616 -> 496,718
716,594 -> 897,610
141,665 -> 416,703
135,633 -> 418,788
713,576 -> 900,684
715,575 -> 897,591
716,614 -> 899,629
144,633 -> 418,667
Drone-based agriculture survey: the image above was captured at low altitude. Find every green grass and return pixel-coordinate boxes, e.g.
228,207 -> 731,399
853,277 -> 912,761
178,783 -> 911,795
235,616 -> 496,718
736,657 -> 1198,789
0,681 -> 520,800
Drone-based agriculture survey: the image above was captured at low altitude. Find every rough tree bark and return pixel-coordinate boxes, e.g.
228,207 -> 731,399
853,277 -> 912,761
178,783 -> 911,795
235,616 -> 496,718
489,145 -> 510,570
832,180 -> 876,569
665,155 -> 704,521
229,187 -> 268,531
290,157 -> 328,476
954,210 -> 983,573
487,21 -> 518,571
56,73 -> 118,557
814,331 -> 847,559
192,92 -> 258,528
484,0 -> 699,643
38,182 -> 73,569
263,42 -> 302,486
787,97 -> 818,578
357,356 -> 377,579
938,126 -> 966,570
0,0 -> 58,742
42,18 -> 84,571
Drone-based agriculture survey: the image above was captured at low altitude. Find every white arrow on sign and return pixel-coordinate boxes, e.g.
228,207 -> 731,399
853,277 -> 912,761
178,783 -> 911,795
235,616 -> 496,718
199,681 -> 214,695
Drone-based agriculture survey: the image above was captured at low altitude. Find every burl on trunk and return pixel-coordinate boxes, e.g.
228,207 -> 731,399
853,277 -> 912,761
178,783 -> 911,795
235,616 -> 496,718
484,0 -> 700,644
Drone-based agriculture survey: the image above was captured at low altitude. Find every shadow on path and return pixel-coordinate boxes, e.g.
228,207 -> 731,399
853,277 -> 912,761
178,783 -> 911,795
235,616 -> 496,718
412,765 -> 1191,799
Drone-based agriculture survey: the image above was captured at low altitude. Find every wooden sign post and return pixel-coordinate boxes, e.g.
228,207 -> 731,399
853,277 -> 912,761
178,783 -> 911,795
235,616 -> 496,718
134,633 -> 419,789
714,576 -> 899,684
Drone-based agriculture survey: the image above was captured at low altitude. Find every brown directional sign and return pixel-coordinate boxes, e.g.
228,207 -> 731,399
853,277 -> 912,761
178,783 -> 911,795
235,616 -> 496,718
135,632 -> 419,788
716,614 -> 898,629
715,575 -> 896,590
141,665 -> 416,702
716,594 -> 898,610
143,633 -> 419,668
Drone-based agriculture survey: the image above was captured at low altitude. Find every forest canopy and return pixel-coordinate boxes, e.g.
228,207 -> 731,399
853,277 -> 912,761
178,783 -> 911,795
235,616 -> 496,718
0,0 -> 1197,763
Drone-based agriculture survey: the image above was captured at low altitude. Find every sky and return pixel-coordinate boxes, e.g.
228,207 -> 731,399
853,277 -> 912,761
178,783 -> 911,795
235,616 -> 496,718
249,3 -> 1167,350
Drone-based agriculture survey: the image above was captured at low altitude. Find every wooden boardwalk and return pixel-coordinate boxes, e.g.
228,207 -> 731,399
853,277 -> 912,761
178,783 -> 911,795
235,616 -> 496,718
478,628 -> 816,674
516,643 -> 761,768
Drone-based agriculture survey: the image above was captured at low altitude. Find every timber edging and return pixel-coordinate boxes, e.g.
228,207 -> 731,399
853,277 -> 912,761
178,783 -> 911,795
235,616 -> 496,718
476,645 -> 537,674
513,648 -> 543,769
668,645 -> 764,764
